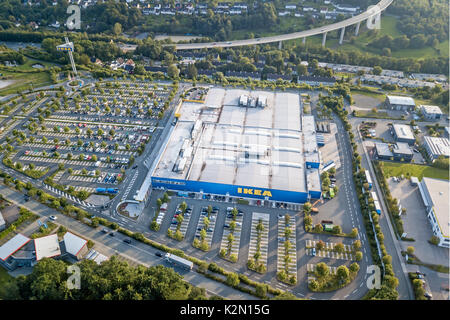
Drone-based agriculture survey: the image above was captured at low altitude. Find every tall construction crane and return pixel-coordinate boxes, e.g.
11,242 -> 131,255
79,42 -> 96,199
56,37 -> 77,77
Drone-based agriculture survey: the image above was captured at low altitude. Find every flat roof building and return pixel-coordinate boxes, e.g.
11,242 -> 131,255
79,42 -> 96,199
392,124 -> 415,145
34,234 -> 61,261
150,88 -> 321,205
392,142 -> 413,162
423,136 -> 450,161
0,211 -> 5,232
418,177 -> 449,247
374,142 -> 393,160
385,95 -> 415,111
419,105 -> 443,120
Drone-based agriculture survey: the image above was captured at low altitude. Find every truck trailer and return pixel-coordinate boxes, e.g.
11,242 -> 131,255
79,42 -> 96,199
165,253 -> 193,270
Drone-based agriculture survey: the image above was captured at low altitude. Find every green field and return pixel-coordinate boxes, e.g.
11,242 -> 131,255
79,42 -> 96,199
0,70 -> 52,96
331,16 -> 448,59
0,266 -> 14,299
381,162 -> 449,181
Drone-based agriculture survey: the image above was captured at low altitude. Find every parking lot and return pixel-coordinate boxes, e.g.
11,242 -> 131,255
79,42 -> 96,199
387,178 -> 449,267
2,80 -> 175,204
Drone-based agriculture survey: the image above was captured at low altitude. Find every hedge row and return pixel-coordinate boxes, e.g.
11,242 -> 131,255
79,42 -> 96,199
320,87 -> 400,300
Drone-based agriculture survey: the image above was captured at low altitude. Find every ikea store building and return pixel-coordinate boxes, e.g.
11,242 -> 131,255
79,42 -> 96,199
149,88 -> 322,206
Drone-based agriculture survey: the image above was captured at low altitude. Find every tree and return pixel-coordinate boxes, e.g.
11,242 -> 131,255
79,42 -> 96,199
336,265 -> 350,281
353,240 -> 361,250
226,273 -> 240,287
186,63 -> 198,79
315,262 -> 329,278
303,202 -> 312,213
332,225 -> 342,234
309,279 -> 319,291
314,223 -> 323,232
168,64 -> 180,79
349,262 -> 360,273
316,240 -> 325,251
384,275 -> 399,289
355,251 -> 363,261
113,22 -> 122,36
255,284 -> 267,298
406,246 -> 415,255
372,66 -> 383,75
334,243 -> 345,254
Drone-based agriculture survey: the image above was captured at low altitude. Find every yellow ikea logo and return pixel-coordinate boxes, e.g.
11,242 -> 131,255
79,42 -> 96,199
237,187 -> 272,197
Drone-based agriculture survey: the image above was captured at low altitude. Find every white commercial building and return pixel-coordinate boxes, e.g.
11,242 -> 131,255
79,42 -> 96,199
385,95 -> 416,111
419,105 -> 443,120
34,234 -> 61,261
0,211 -> 5,231
423,136 -> 450,161
418,177 -> 449,247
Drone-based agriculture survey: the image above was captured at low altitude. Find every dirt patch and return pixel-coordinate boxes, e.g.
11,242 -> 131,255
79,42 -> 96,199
352,93 -> 383,110
0,204 -> 20,225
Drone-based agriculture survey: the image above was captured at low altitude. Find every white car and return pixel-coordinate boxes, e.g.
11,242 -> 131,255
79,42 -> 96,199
49,215 -> 57,221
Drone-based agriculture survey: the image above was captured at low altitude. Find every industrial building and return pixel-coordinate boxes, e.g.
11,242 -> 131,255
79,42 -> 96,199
392,124 -> 415,145
374,142 -> 393,160
374,142 -> 413,162
418,177 -> 449,248
63,232 -> 89,261
422,136 -> 450,161
0,211 -> 5,232
392,142 -> 413,162
419,105 -> 443,120
385,95 -> 416,111
150,88 -> 322,206
0,232 -> 90,271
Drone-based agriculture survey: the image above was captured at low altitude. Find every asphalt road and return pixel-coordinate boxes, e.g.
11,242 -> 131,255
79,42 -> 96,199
350,116 -> 414,300
0,184 -> 256,300
171,0 -> 393,50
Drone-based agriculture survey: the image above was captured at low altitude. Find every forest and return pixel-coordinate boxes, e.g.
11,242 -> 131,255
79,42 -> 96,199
2,256 -> 211,300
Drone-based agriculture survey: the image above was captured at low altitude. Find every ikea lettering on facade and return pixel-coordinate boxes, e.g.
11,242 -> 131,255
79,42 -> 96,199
237,188 -> 272,197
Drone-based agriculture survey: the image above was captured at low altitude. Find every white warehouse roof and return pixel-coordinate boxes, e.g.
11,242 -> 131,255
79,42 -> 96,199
34,234 -> 61,261
63,232 -> 87,257
0,234 -> 31,261
386,95 -> 415,106
420,105 -> 443,115
393,124 -> 415,141
421,177 -> 449,238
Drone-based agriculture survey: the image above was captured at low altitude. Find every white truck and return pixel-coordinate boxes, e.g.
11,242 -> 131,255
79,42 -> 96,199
165,253 -> 193,271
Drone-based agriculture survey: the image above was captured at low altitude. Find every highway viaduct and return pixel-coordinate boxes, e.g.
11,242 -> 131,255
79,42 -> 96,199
167,0 -> 393,50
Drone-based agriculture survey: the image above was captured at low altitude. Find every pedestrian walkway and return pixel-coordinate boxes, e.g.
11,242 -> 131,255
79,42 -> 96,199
44,184 -> 95,207
121,169 -> 139,202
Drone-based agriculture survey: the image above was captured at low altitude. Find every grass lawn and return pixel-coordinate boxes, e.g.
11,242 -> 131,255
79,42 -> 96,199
381,162 -> 449,181
351,89 -> 386,102
0,70 -> 52,96
0,266 -> 14,299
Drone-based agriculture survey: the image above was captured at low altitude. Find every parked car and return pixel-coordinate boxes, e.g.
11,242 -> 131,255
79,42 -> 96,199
49,215 -> 57,221
123,238 -> 132,244
312,248 -> 316,256
155,252 -> 162,257
101,228 -> 109,233
109,232 -> 115,237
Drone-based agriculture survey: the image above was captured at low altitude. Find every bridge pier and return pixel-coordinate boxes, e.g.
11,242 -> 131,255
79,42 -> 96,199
278,41 -> 282,49
302,37 -> 306,44
355,21 -> 361,36
322,32 -> 327,47
339,27 -> 346,45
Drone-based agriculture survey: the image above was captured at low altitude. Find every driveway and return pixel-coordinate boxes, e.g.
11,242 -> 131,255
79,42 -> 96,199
388,178 -> 449,267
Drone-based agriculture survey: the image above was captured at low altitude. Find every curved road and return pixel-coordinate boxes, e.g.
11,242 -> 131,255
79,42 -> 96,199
170,0 -> 393,50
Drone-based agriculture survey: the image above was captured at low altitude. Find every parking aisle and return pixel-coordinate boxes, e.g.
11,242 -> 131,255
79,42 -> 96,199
248,212 -> 269,269
277,214 -> 297,279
